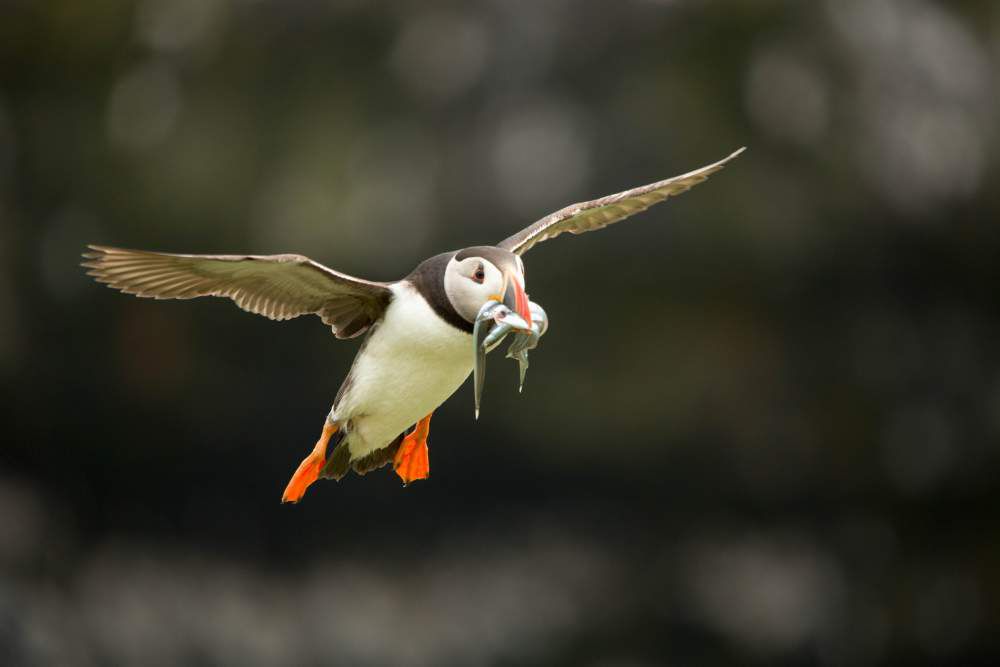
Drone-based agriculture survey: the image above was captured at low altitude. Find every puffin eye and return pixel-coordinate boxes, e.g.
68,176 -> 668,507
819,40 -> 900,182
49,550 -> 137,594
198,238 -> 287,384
472,264 -> 485,283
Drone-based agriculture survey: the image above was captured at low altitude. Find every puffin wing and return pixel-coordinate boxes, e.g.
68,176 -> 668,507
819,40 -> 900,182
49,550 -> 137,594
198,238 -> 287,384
82,245 -> 392,339
497,147 -> 745,256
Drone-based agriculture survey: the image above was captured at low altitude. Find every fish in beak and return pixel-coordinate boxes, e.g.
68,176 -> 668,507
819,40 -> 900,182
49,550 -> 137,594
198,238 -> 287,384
471,294 -> 549,419
471,300 -> 528,419
470,268 -> 544,419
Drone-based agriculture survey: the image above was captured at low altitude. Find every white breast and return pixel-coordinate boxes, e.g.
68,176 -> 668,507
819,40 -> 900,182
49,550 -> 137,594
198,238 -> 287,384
333,281 -> 472,459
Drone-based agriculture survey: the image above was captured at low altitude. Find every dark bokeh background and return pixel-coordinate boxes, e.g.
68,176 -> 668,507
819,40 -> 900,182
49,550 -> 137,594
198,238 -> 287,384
3,1 -> 1000,664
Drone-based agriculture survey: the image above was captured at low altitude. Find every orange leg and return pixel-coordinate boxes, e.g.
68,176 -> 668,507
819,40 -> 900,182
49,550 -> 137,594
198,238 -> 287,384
282,421 -> 339,503
393,413 -> 432,485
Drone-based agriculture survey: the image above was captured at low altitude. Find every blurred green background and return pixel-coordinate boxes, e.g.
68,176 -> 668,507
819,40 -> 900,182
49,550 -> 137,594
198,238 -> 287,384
3,0 -> 1000,664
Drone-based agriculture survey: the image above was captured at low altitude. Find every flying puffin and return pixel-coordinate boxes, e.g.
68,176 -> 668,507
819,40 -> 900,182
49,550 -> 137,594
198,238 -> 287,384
82,147 -> 744,502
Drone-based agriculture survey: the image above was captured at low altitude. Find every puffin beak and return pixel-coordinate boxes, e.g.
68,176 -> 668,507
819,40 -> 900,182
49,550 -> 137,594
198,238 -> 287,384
502,271 -> 532,331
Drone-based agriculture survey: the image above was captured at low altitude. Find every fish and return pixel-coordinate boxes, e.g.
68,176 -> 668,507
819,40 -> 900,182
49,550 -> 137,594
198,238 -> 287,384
472,299 -> 548,418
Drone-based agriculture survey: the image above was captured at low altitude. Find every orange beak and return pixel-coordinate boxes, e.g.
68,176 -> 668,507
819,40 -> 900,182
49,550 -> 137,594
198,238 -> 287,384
502,271 -> 532,329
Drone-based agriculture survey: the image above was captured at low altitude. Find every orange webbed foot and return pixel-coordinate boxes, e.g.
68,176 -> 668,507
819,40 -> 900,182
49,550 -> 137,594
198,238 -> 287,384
282,421 -> 338,503
393,413 -> 432,485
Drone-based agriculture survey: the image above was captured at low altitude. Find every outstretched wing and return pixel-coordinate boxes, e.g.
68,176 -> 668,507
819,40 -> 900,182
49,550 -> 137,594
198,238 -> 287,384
497,147 -> 745,256
82,245 -> 393,339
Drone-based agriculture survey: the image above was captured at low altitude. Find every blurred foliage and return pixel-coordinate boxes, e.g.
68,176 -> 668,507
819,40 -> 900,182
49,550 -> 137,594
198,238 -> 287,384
2,0 -> 1000,664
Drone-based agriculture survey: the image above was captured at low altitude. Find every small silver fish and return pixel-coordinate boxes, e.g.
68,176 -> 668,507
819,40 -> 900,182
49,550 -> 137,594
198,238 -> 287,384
505,301 -> 547,392
472,299 -> 549,418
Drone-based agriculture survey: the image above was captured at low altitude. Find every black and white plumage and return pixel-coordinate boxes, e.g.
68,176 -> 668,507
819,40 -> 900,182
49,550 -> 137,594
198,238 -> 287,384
83,147 -> 744,499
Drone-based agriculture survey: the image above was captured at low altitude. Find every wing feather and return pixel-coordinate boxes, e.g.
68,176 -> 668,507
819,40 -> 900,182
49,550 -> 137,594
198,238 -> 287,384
497,148 -> 745,255
82,245 -> 392,339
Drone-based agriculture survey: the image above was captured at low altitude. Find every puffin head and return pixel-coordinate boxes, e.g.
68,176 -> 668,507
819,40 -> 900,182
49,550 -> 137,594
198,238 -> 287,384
444,246 -> 532,327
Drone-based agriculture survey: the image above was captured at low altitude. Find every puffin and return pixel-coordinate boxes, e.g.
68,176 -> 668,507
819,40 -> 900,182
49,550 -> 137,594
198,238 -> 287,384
82,147 -> 744,502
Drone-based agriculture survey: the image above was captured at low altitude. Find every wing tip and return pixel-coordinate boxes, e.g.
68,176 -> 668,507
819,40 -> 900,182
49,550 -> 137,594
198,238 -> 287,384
81,244 -> 125,265
717,146 -> 747,166
82,246 -> 106,270
82,245 -> 105,260
728,146 -> 747,160
689,146 -> 746,179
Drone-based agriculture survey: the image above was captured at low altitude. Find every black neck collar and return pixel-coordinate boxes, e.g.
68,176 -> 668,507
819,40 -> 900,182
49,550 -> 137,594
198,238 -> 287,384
405,251 -> 473,334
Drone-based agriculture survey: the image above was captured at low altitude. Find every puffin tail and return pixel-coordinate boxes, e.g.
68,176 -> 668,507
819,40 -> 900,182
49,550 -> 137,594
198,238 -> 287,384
319,429 -> 353,481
